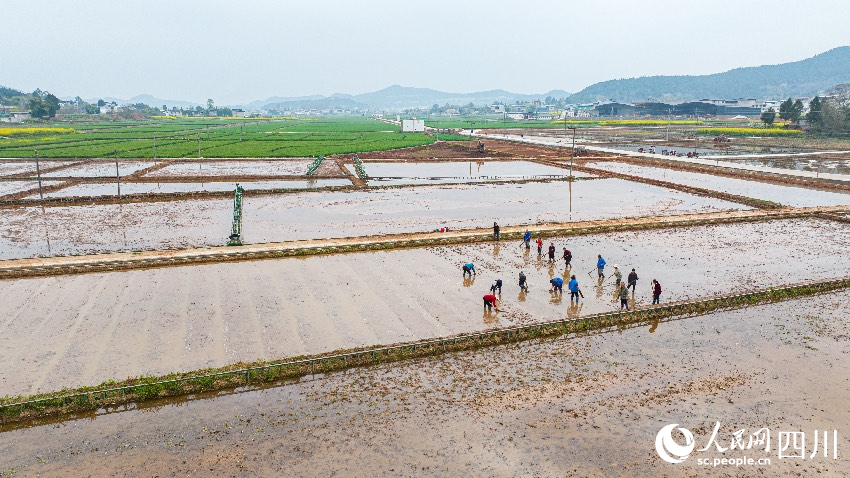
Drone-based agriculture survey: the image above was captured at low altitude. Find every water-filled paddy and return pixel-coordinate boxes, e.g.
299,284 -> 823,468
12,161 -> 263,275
0,217 -> 844,395
28,179 -> 353,198
586,161 -> 850,207
0,179 -> 744,259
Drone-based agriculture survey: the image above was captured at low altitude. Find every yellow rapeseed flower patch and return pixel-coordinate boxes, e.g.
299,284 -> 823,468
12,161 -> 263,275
0,127 -> 75,136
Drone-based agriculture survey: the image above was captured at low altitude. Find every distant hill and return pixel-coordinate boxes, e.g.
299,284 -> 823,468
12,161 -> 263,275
349,85 -> 571,110
567,46 -> 850,104
265,97 -> 368,111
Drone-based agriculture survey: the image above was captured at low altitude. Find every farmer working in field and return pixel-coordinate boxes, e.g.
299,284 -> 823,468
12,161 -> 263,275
569,275 -> 581,302
462,262 -> 476,277
628,268 -> 639,292
548,243 -> 556,263
597,254 -> 607,279
619,283 -> 630,310
550,276 -> 564,294
613,265 -> 622,288
518,271 -> 529,292
562,248 -> 572,268
652,279 -> 662,304
490,279 -> 503,295
523,230 -> 532,249
483,293 -> 499,312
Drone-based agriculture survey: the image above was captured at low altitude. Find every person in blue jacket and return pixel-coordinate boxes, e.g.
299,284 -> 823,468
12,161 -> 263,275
550,276 -> 564,294
596,254 -> 607,279
523,230 -> 532,249
568,275 -> 581,302
462,262 -> 476,277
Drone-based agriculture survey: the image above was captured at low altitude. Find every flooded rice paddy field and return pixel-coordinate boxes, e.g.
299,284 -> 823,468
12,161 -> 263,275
146,160 -> 319,177
40,161 -> 156,178
26,179 -> 354,198
586,161 -> 850,207
732,157 -> 850,175
0,217 -> 846,395
0,290 -> 846,476
0,161 -> 76,177
350,160 -> 570,178
0,179 -> 743,260
0,180 -> 65,197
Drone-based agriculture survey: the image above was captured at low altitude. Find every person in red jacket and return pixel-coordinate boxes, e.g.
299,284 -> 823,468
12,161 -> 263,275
483,294 -> 499,311
652,279 -> 662,304
536,237 -> 544,255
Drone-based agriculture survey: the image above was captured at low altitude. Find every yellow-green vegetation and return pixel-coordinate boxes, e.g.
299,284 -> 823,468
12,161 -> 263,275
0,117 -> 433,157
697,127 -> 803,137
0,127 -> 75,136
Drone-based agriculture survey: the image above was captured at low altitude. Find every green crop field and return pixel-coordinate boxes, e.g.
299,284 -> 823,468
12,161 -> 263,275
0,117 -> 434,158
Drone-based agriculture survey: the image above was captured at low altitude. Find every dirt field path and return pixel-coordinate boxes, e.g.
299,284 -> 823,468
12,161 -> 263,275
1,204 -> 848,279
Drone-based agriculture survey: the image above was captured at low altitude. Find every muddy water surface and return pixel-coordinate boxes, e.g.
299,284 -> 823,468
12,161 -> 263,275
586,161 -> 850,207
31,179 -> 353,198
41,161 -> 156,178
0,218 -> 845,395
0,292 -> 846,476
0,179 -> 743,259
351,160 -> 569,178
0,180 -> 64,197
147,160 -> 314,177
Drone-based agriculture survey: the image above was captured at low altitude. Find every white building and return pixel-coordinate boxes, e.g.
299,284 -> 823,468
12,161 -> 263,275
0,111 -> 31,123
401,119 -> 425,132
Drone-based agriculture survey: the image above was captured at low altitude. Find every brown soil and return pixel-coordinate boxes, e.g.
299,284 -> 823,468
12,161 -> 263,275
0,292 -> 846,476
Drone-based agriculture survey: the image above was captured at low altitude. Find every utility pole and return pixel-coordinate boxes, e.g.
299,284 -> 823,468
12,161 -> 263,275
153,134 -> 157,159
197,133 -> 201,159
115,149 -> 121,198
34,150 -> 44,200
568,127 -> 577,178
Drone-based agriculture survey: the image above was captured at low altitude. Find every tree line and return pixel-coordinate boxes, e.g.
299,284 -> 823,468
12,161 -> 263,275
761,84 -> 850,133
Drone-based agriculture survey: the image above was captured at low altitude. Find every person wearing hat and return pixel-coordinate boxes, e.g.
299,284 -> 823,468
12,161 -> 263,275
613,265 -> 622,287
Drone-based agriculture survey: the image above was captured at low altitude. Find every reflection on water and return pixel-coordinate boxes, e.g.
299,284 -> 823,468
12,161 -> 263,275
462,277 -> 475,288
648,319 -> 660,333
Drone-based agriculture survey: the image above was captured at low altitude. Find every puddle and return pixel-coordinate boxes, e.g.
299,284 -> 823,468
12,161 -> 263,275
28,179 -> 353,197
147,160 -> 314,177
41,161 -> 156,178
0,217 -> 845,395
0,179 -> 745,259
587,161 -> 850,207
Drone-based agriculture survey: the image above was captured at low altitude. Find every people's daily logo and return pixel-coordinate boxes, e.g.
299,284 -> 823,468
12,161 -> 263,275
655,424 -> 695,464
655,422 -> 839,467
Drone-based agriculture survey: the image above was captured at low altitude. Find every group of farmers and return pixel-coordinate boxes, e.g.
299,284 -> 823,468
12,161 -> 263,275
474,225 -> 663,312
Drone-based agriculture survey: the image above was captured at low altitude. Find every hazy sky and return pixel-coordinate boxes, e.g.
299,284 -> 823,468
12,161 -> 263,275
3,0 -> 849,104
